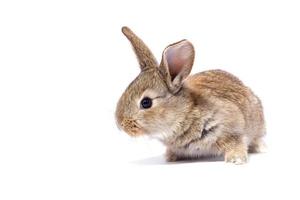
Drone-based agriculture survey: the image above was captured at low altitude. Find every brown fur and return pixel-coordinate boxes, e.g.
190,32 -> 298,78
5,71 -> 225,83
116,27 -> 266,164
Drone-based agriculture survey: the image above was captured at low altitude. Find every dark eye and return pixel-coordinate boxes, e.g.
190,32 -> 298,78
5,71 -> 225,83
140,97 -> 152,109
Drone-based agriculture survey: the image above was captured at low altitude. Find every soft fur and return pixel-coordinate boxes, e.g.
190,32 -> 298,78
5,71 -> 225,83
115,26 -> 266,164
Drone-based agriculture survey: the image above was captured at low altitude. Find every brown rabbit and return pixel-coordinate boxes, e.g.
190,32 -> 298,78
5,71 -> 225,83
115,26 -> 266,164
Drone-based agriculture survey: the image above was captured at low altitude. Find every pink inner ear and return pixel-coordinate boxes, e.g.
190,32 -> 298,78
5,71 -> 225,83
167,49 -> 183,79
166,44 -> 190,80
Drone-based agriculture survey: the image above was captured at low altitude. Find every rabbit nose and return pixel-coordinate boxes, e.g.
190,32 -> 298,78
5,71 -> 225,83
121,118 -> 143,136
121,118 -> 138,130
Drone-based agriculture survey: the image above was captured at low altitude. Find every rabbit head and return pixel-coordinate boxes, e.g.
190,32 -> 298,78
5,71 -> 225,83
115,27 -> 195,138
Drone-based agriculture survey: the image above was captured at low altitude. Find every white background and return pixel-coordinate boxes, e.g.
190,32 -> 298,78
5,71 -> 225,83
1,0 -> 300,199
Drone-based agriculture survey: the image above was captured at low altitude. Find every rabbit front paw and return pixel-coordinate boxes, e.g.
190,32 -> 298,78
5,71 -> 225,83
225,151 -> 248,165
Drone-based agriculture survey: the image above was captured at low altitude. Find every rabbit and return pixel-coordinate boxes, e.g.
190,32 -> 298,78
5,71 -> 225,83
115,26 -> 266,164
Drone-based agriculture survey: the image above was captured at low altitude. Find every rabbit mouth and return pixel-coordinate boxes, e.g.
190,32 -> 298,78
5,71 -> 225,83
125,128 -> 144,137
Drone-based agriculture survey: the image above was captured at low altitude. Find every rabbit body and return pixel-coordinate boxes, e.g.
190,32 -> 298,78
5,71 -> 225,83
163,70 -> 265,163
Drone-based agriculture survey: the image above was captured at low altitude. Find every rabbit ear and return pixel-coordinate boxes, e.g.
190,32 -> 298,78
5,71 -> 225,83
122,26 -> 158,70
159,40 -> 195,93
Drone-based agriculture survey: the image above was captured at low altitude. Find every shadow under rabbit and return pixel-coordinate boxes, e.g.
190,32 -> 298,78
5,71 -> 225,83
131,155 -> 224,165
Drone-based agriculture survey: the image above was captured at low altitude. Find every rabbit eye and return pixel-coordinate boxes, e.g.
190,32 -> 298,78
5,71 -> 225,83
140,97 -> 152,109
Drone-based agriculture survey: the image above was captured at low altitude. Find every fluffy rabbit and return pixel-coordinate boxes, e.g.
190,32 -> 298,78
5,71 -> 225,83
115,27 -> 266,164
